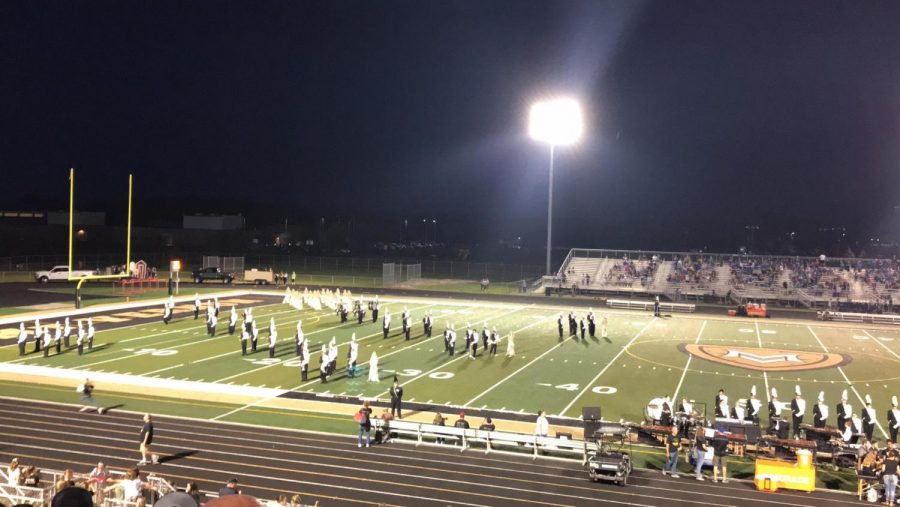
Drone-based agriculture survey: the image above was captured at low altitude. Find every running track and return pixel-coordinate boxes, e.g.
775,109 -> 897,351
0,398 -> 855,507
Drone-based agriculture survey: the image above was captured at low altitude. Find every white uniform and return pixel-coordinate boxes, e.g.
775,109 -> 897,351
368,352 -> 380,382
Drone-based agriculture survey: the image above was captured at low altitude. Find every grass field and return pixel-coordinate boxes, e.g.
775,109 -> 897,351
3,293 -> 900,435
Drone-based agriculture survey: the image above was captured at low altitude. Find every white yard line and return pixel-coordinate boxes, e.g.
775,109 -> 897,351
808,325 -> 887,439
463,316 -> 563,407
558,317 -> 657,417
861,329 -> 900,361
671,320 -> 707,402
143,363 -> 185,376
374,308 -> 549,399
755,320 -> 771,402
192,349 -> 240,364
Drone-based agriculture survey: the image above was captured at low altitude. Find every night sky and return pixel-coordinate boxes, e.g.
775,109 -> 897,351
2,1 -> 899,254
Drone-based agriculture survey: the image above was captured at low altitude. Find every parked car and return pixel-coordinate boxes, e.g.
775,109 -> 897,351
191,267 -> 234,284
34,265 -> 98,283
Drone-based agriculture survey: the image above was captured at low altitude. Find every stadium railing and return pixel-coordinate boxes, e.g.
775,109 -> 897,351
606,299 -> 696,313
374,419 -> 589,463
0,481 -> 46,506
818,311 -> 900,325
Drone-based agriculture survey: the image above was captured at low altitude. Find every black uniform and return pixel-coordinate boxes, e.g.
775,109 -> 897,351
888,408 -> 899,442
481,329 -> 489,350
767,401 -> 779,434
372,302 -> 379,323
790,398 -> 805,439
241,333 -> 248,356
558,317 -> 564,339
813,403 -> 827,429
836,402 -> 849,431
588,315 -> 596,338
862,407 -> 876,441
579,320 -> 586,340
383,316 -> 390,339
660,400 -> 673,426
390,384 -> 404,418
714,394 -> 726,418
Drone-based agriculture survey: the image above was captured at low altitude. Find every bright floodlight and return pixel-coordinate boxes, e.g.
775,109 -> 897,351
529,98 -> 583,146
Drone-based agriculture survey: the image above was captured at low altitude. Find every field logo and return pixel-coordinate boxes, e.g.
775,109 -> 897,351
680,344 -> 849,372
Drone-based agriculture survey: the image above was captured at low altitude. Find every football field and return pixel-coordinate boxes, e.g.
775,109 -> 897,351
2,292 -> 900,434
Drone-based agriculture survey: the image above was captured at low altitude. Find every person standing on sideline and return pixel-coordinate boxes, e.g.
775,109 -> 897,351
138,414 -> 156,465
881,442 -> 899,506
357,401 -> 373,448
694,428 -> 708,481
17,323 -> 27,356
77,377 -> 104,414
663,425 -> 680,477
654,296 -> 661,317
390,378 -> 403,419
711,433 -> 729,483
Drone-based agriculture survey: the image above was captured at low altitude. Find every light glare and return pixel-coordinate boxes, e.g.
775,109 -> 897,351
529,98 -> 583,146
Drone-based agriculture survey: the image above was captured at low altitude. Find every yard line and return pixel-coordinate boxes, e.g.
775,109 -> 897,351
861,329 -> 900,361
558,317 -> 657,417
808,325 -> 887,439
296,304 -> 525,391
460,314 -> 562,407
755,320 -> 770,402
214,303 -> 439,385
671,320 -> 707,402
192,349 -> 240,364
374,306 -> 546,399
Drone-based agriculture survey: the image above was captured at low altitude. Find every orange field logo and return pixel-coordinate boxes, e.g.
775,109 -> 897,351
679,344 -> 850,372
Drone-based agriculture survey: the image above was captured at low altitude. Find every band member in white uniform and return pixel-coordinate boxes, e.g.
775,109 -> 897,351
207,312 -> 217,336
193,294 -> 201,320
162,301 -> 173,325
300,341 -> 310,381
448,324 -> 456,357
63,317 -> 72,348
404,314 -> 412,341
813,391 -> 829,429
268,319 -> 277,358
76,320 -> 85,355
862,394 -> 877,441
888,396 -> 900,442
715,389 -> 728,418
367,351 -> 379,382
42,326 -> 52,357
482,322 -> 490,351
240,328 -> 249,356
33,320 -> 42,354
768,388 -> 783,434
836,390 -> 852,431
54,321 -> 62,354
600,315 -> 609,339
295,320 -> 304,356
383,310 -> 391,339
320,345 -> 329,383
745,385 -> 761,424
214,297 -> 220,317
587,310 -> 596,338
506,332 -> 516,357
348,334 -> 359,377
17,323 -> 28,356
87,318 -> 95,350
228,307 -> 238,336
371,295 -> 379,323
679,397 -> 694,416
790,385 -> 806,439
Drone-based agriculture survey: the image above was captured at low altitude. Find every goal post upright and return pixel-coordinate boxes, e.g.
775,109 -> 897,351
67,168 -> 135,307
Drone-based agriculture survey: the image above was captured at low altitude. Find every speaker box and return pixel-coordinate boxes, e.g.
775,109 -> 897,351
583,421 -> 603,442
582,406 -> 601,421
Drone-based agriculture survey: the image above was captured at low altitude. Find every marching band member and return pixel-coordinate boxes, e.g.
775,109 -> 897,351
54,321 -> 62,354
348,334 -> 359,377
87,318 -> 95,350
863,394 -> 877,441
240,328 -> 249,356
404,313 -> 412,341
836,390 -> 852,431
42,326 -> 51,357
368,351 -> 380,382
448,324 -> 456,357
506,332 -> 516,357
193,294 -> 201,320
268,318 -> 277,358
568,310 -> 576,336
714,389 -> 728,418
228,307 -> 238,336
295,320 -> 304,356
579,317 -> 586,340
888,396 -> 900,442
600,315 -> 609,339
746,385 -> 761,424
63,317 -> 72,348
251,321 -> 259,353
17,323 -> 27,356
557,314 -> 564,339
768,388 -> 783,435
482,322 -> 490,351
679,397 -> 694,416
214,297 -> 220,317
320,345 -> 329,383
814,391 -> 829,429
300,341 -> 309,381
488,327 -> 499,357
660,396 -> 673,426
469,325 -> 478,359
383,310 -> 391,339
371,295 -> 379,324
33,319 -> 42,354
791,385 -> 806,439
587,309 -> 596,338
76,320 -> 85,355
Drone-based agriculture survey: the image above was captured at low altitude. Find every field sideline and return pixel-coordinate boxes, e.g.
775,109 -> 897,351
1,289 -> 899,436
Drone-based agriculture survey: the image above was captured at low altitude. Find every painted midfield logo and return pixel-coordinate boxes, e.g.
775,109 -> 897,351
679,344 -> 850,372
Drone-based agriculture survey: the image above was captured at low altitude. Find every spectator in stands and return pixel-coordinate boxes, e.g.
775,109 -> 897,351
479,416 -> 496,432
87,461 -> 109,502
535,411 -> 549,437
270,494 -> 290,506
185,482 -> 204,505
433,412 -> 446,444
55,469 -> 74,491
207,496 -> 262,507
51,485 -> 93,507
454,412 -> 469,429
379,408 -> 394,444
122,467 -> 146,503
7,457 -> 21,485
219,478 -> 241,496
21,466 -> 39,487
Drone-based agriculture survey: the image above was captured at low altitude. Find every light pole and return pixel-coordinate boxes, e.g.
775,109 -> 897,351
529,98 -> 583,275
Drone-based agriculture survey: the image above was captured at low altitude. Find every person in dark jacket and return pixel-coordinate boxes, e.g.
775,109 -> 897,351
357,401 -> 373,448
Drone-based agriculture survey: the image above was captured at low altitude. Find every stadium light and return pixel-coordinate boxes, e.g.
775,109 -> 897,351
528,98 -> 583,275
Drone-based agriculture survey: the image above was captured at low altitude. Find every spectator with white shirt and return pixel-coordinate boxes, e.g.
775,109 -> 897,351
535,410 -> 549,437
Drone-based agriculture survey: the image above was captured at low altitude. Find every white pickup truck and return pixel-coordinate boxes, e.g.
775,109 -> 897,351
34,265 -> 98,283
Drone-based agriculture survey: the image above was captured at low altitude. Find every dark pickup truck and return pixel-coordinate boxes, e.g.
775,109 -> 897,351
191,267 -> 235,284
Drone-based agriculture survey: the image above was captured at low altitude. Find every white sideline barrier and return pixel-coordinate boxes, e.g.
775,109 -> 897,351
818,311 -> 900,325
606,299 -> 695,313
374,419 -> 588,463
